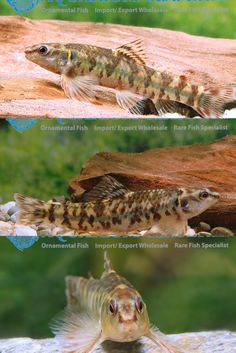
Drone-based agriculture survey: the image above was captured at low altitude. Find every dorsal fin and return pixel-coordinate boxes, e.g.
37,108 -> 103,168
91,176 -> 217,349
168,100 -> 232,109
114,39 -> 147,65
104,251 -> 113,272
80,175 -> 129,202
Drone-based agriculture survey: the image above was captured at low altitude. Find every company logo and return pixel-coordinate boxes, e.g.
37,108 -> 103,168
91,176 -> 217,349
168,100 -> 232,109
6,0 -> 39,13
6,118 -> 65,132
7,236 -> 67,251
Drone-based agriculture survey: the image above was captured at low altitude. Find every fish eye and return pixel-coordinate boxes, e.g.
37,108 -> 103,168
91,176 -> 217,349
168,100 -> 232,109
109,300 -> 118,315
200,191 -> 209,199
181,198 -> 189,209
135,298 -> 144,314
38,45 -> 49,55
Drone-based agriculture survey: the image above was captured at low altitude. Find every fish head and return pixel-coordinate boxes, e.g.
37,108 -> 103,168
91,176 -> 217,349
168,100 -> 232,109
101,286 -> 150,342
177,187 -> 219,218
25,43 -> 71,74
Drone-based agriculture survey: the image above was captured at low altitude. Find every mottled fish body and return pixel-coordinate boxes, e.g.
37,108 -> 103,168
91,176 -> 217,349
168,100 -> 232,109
51,252 -> 184,353
25,40 -> 233,118
15,175 -> 219,236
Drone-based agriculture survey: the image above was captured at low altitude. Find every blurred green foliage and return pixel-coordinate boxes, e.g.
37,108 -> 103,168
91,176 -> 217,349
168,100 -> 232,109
0,237 -> 235,338
1,0 -> 236,38
0,119 -> 235,203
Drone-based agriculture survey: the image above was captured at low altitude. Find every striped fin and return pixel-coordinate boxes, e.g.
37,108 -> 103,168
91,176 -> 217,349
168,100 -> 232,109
116,90 -> 146,113
114,39 -> 147,65
14,193 -> 46,226
147,326 -> 185,353
51,310 -> 103,353
61,73 -> 98,102
154,99 -> 199,118
197,86 -> 233,118
79,175 -> 128,202
129,98 -> 202,117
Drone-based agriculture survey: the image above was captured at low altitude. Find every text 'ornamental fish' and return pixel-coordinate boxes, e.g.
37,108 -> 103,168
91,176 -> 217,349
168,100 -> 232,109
25,40 -> 234,118
51,251 -> 184,353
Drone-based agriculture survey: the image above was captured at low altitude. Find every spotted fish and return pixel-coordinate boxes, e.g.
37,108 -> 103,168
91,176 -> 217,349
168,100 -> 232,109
25,40 -> 233,118
14,175 -> 219,236
51,251 -> 184,353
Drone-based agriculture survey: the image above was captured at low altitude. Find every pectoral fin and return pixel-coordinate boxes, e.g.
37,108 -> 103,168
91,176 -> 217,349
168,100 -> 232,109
61,72 -> 98,103
51,310 -> 103,353
146,327 -> 185,353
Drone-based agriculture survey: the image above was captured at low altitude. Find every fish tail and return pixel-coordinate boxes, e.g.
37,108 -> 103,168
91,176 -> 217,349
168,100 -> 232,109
14,193 -> 47,226
197,86 -> 233,118
104,251 -> 113,272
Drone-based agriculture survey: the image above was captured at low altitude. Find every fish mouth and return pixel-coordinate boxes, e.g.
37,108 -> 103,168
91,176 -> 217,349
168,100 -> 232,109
120,320 -> 139,335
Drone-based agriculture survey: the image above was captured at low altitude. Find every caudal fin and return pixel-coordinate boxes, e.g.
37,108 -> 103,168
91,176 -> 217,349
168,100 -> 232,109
198,86 -> 233,118
14,193 -> 46,226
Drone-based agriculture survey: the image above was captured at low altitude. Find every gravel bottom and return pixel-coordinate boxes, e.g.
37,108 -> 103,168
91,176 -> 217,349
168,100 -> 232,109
0,331 -> 236,353
0,201 -> 235,237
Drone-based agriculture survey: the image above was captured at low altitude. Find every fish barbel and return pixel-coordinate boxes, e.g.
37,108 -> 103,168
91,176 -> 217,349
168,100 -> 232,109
51,251 -> 184,353
25,40 -> 233,118
14,175 -> 219,236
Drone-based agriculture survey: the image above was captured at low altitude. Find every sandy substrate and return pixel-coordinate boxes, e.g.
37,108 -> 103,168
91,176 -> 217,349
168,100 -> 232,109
0,16 -> 235,118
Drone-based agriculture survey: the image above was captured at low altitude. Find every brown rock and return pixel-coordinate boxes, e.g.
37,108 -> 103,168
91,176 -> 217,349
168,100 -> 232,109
0,16 -> 235,118
68,135 -> 236,231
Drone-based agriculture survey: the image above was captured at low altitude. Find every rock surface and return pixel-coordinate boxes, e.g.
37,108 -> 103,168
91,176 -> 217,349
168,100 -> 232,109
0,331 -> 236,353
0,16 -> 236,118
69,135 -> 236,231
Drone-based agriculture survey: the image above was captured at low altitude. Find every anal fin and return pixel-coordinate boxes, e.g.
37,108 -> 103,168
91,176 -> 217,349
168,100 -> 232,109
154,99 -> 202,118
129,98 -> 202,118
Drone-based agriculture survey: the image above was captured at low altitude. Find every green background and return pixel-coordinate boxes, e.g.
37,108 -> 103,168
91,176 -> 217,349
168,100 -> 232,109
1,0 -> 236,38
0,237 -> 235,338
0,119 -> 235,203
